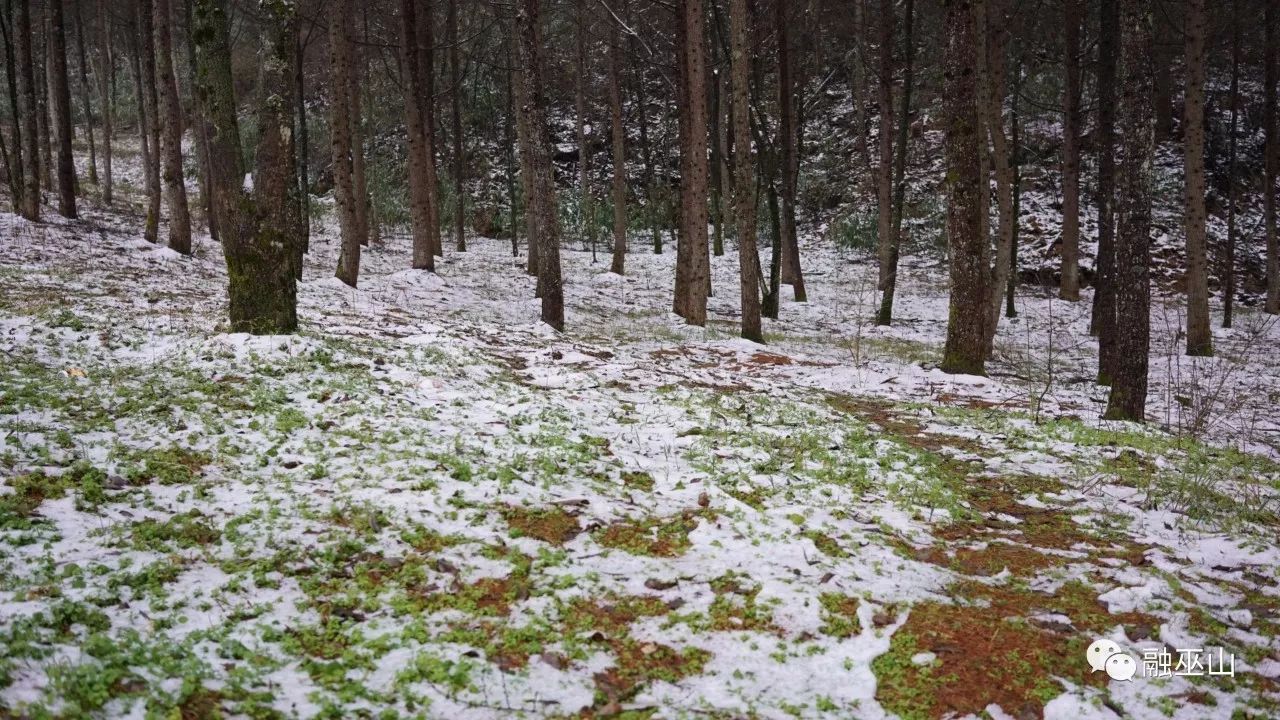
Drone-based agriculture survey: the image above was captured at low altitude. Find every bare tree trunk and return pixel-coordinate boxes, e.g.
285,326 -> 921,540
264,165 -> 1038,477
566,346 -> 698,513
1059,0 -> 1082,300
675,0 -> 710,326
154,0 -> 190,253
449,0 -> 464,251
14,0 -> 39,220
516,0 -> 563,330
403,0 -> 435,271
96,0 -> 113,205
1153,3 -> 1174,141
632,37 -> 660,255
293,20 -> 308,257
848,0 -> 869,166
2,0 -> 27,213
575,0 -> 591,255
185,0 -> 215,238
981,0 -> 1014,352
349,13 -> 369,247
511,12 -> 538,275
940,0 -> 988,376
877,0 -> 913,325
1267,0 -> 1279,315
1104,0 -> 1154,422
331,0 -> 363,286
38,19 -> 52,192
48,0 -> 76,217
505,44 -> 518,257
1092,0 -> 1120,382
874,0 -> 894,295
607,8 -> 627,275
1183,0 -> 1212,354
72,0 -> 96,186
729,0 -> 762,342
1222,0 -> 1240,330
777,0 -> 806,302
420,0 -> 443,261
138,0 -> 161,242
193,0 -> 301,333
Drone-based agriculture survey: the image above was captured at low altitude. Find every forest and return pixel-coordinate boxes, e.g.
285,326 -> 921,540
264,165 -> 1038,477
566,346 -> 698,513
1,0 -> 1280,718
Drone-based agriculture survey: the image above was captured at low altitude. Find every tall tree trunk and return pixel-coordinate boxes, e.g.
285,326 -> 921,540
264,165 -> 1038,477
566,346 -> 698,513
1104,0 -> 1154,422
575,0 -> 591,255
505,43 -> 518,257
709,36 -> 724,259
14,0 -> 39,220
516,0 -> 563,330
154,0 -> 190,253
1222,0 -> 1240,329
1183,0 -> 1211,354
449,0 -> 464,251
632,43 -> 660,255
777,0 -> 806,302
874,0 -> 894,296
2,0 -> 27,213
877,0 -> 913,325
48,0 -> 76,217
403,0 -> 436,271
1007,57 -> 1022,318
331,0 -> 362,286
96,0 -> 113,205
511,12 -> 538,275
138,0 -> 161,243
848,0 -> 869,166
192,0 -> 300,333
675,0 -> 711,326
981,0 -> 1014,351
1091,0 -> 1120,382
39,21 -> 52,192
1059,0 -> 1082,300
73,0 -> 96,186
729,0 -> 762,342
1267,0 -> 1279,315
607,9 -> 627,275
349,14 -> 369,247
293,19 -> 308,256
940,0 -> 988,375
182,0 -> 215,240
1153,4 -> 1174,141
420,0 -> 443,261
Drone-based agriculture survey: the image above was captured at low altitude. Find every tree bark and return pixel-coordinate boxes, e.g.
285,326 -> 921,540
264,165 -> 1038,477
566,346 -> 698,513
420,0 -> 443,261
510,11 -> 538,275
96,0 -> 113,205
777,0 -> 806,302
350,12 -> 369,247
940,0 -> 988,376
138,0 -> 161,242
331,0 -> 362,287
1104,0 -> 1154,422
154,0 -> 191,253
729,0 -> 762,342
848,0 -> 869,166
1267,0 -> 1279,315
675,0 -> 711,326
72,0 -> 96,187
981,0 -> 1014,351
607,9 -> 627,275
516,0 -> 563,330
874,0 -> 894,295
1059,0 -> 1082,300
575,0 -> 591,255
1222,0 -> 1240,329
403,0 -> 436,271
2,0 -> 27,213
192,0 -> 301,333
14,0 -> 39,220
1091,0 -> 1120,382
48,0 -> 76,217
877,0 -> 913,325
1183,0 -> 1212,354
449,0 -> 465,251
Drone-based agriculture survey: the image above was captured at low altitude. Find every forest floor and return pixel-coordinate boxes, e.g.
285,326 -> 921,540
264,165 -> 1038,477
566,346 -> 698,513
2,178 -> 1280,720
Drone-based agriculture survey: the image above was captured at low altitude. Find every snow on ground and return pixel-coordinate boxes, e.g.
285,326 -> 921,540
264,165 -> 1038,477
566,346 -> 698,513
1,177 -> 1279,720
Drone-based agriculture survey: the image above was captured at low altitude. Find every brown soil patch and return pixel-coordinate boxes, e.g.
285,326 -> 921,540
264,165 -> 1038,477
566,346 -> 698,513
593,510 -> 711,557
913,541 -> 1058,577
502,505 -> 582,545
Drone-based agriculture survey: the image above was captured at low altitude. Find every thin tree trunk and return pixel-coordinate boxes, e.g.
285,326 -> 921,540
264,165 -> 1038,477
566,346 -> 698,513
73,0 -> 97,186
294,19 -> 308,257
1104,0 -> 1154,422
505,44 -> 518,257
1059,0 -> 1082,300
1091,0 -> 1119,382
874,0 -> 894,295
420,0 -> 443,261
632,45 -> 660,255
48,0 -> 76,217
849,0 -> 869,166
193,0 -> 301,333
184,0 -> 215,239
516,0 -> 563,329
38,20 -> 52,192
940,0 -> 988,375
1183,0 -> 1212,354
14,0 -> 39,220
511,12 -> 538,275
1223,0 -> 1240,329
607,9 -> 627,275
981,0 -> 1014,351
729,0 -> 762,342
1007,56 -> 1022,318
138,0 -> 161,242
877,0 -> 913,324
449,0 -> 465,251
2,0 -> 26,213
96,0 -> 113,205
575,0 -> 591,255
331,0 -> 362,286
349,13 -> 369,247
403,0 -> 436,271
1267,0 -> 1279,314
154,0 -> 190,252
777,0 -> 806,302
1153,3 -> 1174,141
